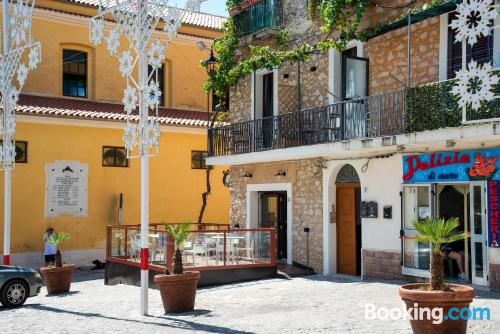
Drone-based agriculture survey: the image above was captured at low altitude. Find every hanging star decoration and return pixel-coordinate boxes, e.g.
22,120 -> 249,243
90,0 -> 204,157
450,0 -> 498,112
0,0 -> 41,169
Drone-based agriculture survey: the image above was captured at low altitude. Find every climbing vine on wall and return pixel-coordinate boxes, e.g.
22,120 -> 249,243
202,0 -> 370,101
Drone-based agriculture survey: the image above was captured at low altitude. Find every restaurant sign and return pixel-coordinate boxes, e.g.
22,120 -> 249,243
403,149 -> 500,183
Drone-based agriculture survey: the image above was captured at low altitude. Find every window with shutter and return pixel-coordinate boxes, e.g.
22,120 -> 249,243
447,12 -> 494,79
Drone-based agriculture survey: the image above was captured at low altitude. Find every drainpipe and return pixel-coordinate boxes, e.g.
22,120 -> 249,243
297,59 -> 302,111
407,8 -> 411,88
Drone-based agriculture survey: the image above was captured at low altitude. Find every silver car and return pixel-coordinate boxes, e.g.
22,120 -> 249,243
0,265 -> 42,308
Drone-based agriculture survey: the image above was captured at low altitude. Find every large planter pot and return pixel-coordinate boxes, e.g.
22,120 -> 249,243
154,271 -> 200,313
399,283 -> 475,334
40,264 -> 75,295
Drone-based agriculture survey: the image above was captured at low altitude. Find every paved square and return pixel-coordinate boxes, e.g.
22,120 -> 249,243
1,269 -> 499,333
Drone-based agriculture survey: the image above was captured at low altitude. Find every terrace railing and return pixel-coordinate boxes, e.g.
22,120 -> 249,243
208,90 -> 406,157
107,224 -> 276,271
233,0 -> 284,37
208,77 -> 500,157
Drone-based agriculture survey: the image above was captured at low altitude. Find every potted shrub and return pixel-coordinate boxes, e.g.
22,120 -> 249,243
39,232 -> 75,295
400,218 -> 474,334
154,222 -> 200,313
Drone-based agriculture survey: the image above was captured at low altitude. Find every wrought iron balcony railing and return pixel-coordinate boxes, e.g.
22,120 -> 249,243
233,0 -> 284,38
208,78 -> 500,158
208,91 -> 406,157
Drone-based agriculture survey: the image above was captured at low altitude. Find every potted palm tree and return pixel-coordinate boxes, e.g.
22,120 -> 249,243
39,232 -> 74,295
154,222 -> 200,313
400,218 -> 474,334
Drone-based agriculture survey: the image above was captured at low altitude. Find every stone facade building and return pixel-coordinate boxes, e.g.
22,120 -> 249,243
208,0 -> 500,290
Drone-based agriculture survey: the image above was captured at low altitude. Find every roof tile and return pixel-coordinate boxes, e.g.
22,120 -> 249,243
16,94 -> 210,128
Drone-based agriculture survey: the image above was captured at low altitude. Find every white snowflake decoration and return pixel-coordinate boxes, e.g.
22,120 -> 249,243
16,64 -> 28,86
91,0 -> 202,158
119,51 -> 134,77
452,61 -> 499,110
147,40 -> 165,69
28,45 -> 41,70
450,0 -> 495,45
9,1 -> 30,47
163,8 -> 182,40
0,0 -> 40,169
144,81 -> 162,108
7,87 -> 19,107
143,120 -> 161,148
105,29 -> 121,55
122,85 -> 138,115
123,124 -> 138,150
90,19 -> 105,45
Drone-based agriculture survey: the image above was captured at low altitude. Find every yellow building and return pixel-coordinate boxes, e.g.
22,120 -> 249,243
0,0 -> 229,268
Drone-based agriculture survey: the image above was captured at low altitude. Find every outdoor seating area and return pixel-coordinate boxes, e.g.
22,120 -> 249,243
105,224 -> 277,286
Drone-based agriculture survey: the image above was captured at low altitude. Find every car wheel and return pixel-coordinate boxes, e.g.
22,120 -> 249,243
0,280 -> 29,308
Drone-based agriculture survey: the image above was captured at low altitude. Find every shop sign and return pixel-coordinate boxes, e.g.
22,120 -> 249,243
488,180 -> 500,248
403,149 -> 500,183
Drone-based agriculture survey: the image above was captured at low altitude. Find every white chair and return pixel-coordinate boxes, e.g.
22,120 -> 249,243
184,241 -> 209,265
237,238 -> 256,263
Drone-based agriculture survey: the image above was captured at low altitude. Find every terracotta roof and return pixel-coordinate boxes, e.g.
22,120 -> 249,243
62,0 -> 227,30
16,94 -> 210,128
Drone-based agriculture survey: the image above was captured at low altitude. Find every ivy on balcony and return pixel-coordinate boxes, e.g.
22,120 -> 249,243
406,72 -> 500,132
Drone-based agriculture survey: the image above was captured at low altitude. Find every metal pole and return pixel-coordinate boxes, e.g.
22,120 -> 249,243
407,8 -> 411,88
138,0 -> 149,316
3,0 -> 11,266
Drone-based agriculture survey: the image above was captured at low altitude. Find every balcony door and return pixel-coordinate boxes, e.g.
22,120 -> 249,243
254,71 -> 275,150
342,49 -> 368,140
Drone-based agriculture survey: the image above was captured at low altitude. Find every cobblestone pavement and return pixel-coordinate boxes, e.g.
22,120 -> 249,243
1,268 -> 499,333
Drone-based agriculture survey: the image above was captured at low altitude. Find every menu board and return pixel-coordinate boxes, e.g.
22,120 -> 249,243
45,161 -> 88,217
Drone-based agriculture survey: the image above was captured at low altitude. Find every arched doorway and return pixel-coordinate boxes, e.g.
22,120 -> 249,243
335,165 -> 361,276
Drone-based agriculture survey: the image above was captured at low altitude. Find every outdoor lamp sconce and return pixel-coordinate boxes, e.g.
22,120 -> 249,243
275,170 -> 286,177
242,171 -> 253,180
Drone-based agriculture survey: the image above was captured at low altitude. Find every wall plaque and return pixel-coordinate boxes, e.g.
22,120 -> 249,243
45,161 -> 88,217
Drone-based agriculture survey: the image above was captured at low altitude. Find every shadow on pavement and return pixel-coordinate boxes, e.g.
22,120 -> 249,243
26,304 -> 253,334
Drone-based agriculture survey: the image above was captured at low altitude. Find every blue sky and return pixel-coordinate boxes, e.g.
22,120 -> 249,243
177,0 -> 228,17
201,0 -> 228,16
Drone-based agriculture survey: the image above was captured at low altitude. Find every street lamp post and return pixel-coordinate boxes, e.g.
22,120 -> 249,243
90,0 -> 204,315
1,0 -> 41,265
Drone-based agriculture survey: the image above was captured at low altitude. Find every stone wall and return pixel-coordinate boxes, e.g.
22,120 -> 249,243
292,159 -> 324,272
490,263 -> 500,291
228,159 -> 324,273
228,75 -> 252,123
365,16 -> 440,95
363,249 -> 409,281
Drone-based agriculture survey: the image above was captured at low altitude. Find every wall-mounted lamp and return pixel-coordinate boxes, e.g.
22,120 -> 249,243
241,171 -> 253,180
275,170 -> 286,177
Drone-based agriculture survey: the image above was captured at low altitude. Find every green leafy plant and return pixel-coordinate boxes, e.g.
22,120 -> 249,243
203,0 -> 370,100
164,221 -> 192,275
410,218 -> 468,291
47,232 -> 71,267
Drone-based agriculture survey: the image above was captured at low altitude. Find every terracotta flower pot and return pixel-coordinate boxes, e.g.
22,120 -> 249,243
399,283 -> 475,334
154,271 -> 200,313
40,264 -> 75,295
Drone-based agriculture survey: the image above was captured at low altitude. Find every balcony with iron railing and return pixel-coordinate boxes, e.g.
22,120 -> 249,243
208,78 -> 500,157
232,0 -> 284,38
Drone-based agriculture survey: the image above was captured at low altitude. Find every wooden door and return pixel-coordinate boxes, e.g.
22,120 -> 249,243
336,185 -> 357,275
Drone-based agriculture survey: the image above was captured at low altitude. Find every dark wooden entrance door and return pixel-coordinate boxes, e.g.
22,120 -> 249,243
260,192 -> 287,260
336,184 -> 359,275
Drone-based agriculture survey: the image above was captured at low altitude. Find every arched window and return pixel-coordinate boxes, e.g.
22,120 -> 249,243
335,164 -> 360,184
